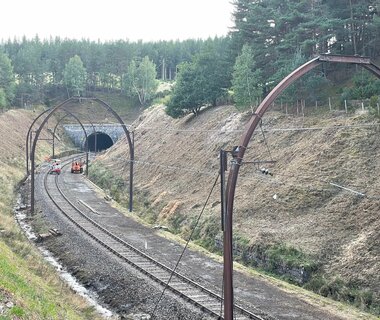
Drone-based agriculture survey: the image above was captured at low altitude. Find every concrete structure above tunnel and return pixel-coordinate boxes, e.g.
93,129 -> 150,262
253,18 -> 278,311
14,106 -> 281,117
63,124 -> 126,151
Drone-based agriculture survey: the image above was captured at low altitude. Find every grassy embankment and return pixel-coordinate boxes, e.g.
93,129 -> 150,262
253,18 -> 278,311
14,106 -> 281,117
0,109 -> 103,319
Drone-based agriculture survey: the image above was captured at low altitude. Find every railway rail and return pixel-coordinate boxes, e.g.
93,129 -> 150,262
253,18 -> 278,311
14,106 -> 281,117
41,157 -> 272,320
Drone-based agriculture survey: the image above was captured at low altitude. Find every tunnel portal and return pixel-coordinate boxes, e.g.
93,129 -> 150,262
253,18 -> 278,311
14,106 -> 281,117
86,132 -> 114,152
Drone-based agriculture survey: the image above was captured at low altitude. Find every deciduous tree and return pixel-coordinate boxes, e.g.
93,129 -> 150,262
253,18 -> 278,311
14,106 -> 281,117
166,40 -> 232,118
123,56 -> 158,107
63,55 -> 87,97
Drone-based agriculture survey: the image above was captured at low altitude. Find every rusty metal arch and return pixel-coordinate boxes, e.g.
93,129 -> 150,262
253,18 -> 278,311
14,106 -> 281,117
223,54 -> 380,318
81,117 -> 98,155
26,108 -> 51,175
52,111 -> 97,159
51,109 -> 90,174
52,112 -> 71,158
84,97 -> 135,213
26,108 -> 95,173
30,107 -> 89,213
29,97 -> 134,213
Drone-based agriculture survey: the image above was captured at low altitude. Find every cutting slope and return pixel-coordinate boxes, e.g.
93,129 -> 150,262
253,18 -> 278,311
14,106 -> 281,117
93,104 -> 380,313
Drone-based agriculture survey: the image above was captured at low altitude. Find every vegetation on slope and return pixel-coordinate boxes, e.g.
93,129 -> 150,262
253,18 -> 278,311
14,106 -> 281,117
89,102 -> 380,316
0,109 -> 103,319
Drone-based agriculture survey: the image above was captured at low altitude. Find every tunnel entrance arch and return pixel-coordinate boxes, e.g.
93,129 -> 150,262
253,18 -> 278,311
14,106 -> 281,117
29,97 -> 134,213
222,54 -> 380,318
86,132 -> 114,152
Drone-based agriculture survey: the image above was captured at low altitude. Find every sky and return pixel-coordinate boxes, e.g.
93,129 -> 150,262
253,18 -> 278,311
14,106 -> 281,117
0,0 -> 235,42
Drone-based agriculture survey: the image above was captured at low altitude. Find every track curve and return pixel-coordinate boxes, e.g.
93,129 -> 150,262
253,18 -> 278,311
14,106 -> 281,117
42,158 -> 272,320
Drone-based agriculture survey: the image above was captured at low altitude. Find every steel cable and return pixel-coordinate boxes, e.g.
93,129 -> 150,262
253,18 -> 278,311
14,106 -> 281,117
150,173 -> 220,318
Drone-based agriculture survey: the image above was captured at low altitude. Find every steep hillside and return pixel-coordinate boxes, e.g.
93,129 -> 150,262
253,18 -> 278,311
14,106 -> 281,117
92,104 -> 380,315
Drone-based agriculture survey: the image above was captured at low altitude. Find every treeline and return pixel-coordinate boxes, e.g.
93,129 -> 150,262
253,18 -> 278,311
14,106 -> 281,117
0,36 -> 211,107
1,0 -> 380,114
168,0 -> 380,116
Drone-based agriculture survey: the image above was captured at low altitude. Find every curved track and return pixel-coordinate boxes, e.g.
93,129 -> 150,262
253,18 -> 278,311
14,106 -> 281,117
42,158 -> 271,320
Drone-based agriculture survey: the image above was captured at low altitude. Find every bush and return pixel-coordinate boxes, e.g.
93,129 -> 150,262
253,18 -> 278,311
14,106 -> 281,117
88,162 -> 126,201
304,276 -> 379,315
192,215 -> 221,251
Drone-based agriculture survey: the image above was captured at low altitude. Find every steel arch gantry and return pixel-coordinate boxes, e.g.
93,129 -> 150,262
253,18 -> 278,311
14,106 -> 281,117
51,112 -> 99,158
54,109 -> 90,176
223,54 -> 380,319
26,108 -> 93,174
28,97 -> 134,213
26,108 -> 51,176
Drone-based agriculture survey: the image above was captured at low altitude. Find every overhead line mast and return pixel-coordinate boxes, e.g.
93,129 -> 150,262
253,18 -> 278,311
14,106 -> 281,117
222,54 -> 380,319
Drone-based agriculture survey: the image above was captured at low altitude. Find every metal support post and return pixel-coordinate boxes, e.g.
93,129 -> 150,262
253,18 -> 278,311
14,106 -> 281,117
129,131 -> 134,212
223,149 -> 235,320
220,149 -> 227,230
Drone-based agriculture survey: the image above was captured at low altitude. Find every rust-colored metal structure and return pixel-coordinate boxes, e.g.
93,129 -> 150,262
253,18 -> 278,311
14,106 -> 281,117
52,113 -> 70,159
223,54 -> 380,319
53,110 -> 90,175
29,97 -> 134,213
51,112 -> 97,158
27,109 -> 93,174
26,108 -> 51,175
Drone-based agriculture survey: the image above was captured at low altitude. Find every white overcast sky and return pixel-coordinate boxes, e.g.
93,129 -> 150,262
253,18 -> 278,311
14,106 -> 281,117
0,0 -> 235,42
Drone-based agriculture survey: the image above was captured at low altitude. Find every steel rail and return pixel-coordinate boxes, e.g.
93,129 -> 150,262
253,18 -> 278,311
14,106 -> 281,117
41,160 -> 268,320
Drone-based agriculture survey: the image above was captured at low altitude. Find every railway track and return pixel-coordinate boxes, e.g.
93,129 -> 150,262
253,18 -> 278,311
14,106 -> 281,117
42,158 -> 272,320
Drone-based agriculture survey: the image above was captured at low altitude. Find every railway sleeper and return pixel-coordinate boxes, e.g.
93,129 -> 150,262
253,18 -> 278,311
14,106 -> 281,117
129,259 -> 158,267
195,299 -> 221,308
79,221 -> 97,227
155,273 -> 171,279
120,253 -> 145,261
154,271 -> 171,278
95,236 -> 120,245
111,245 -> 134,252
186,293 -> 214,301
234,316 -> 250,320
103,241 -> 127,250
136,263 -> 161,270
170,283 -> 195,292
85,226 -> 105,234
199,302 -> 223,314
36,228 -> 62,242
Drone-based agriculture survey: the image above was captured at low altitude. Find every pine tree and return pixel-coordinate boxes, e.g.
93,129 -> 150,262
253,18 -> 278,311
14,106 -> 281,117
0,51 -> 15,107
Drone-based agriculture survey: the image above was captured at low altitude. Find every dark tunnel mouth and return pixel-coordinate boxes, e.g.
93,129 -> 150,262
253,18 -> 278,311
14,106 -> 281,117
86,132 -> 114,152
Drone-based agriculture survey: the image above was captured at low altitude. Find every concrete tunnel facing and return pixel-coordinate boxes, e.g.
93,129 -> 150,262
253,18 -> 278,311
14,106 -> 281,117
62,124 -> 125,153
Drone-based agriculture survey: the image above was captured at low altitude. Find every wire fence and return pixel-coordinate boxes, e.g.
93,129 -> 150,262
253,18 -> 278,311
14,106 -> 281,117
261,95 -> 380,117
